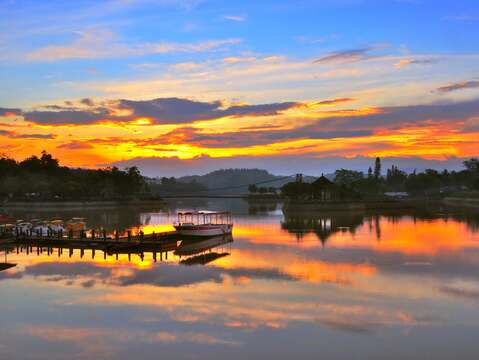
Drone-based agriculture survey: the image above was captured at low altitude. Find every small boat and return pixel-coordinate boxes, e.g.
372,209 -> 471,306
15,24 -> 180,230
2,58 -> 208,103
32,221 -> 50,236
174,211 -> 233,237
66,217 -> 86,232
49,219 -> 66,233
0,214 -> 15,223
15,221 -> 32,234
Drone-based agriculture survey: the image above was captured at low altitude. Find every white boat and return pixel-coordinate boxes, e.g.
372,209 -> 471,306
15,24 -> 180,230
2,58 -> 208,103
15,221 -> 32,234
174,211 -> 233,237
49,219 -> 66,233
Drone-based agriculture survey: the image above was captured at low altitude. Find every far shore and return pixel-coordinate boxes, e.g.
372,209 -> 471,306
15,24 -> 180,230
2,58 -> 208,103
443,196 -> 479,208
1,198 -> 166,210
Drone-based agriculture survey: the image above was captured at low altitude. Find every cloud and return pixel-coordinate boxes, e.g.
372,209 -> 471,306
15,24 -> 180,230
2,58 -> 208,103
25,28 -> 242,62
395,58 -> 437,69
0,107 -> 22,116
12,133 -> 57,139
439,285 -> 479,300
223,15 -> 247,22
119,97 -> 303,124
314,98 -> 355,106
437,80 -> 479,93
80,98 -> 95,106
57,141 -> 94,150
21,97 -> 303,126
445,15 -> 479,21
0,129 -> 56,139
23,109 -> 110,125
313,47 -> 374,64
145,126 -> 371,148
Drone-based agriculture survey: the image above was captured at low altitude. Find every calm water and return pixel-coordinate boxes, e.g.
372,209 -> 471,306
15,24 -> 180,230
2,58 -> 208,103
1,199 -> 479,360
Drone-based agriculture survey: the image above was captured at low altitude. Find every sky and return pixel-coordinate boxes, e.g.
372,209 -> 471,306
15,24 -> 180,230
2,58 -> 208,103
1,0 -> 479,176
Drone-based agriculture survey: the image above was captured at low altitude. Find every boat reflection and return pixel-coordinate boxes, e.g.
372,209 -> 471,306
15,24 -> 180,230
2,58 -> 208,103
176,234 -> 233,265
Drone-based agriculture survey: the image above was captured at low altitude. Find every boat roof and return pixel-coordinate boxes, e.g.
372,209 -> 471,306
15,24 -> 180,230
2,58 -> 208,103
178,211 -> 231,215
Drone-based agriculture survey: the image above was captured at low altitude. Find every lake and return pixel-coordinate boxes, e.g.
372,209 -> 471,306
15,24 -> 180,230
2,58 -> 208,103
1,199 -> 479,360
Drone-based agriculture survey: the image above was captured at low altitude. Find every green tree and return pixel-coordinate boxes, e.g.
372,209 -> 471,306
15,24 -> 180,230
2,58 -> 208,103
334,169 -> 364,186
374,157 -> 381,180
367,166 -> 373,179
248,184 -> 258,193
464,158 -> 479,172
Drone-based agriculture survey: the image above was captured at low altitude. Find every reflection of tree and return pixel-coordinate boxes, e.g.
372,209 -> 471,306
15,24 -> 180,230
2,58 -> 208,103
374,214 -> 381,241
281,213 -> 365,245
248,203 -> 277,215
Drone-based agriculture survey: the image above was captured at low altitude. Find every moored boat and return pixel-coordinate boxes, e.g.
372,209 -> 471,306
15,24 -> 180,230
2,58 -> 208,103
0,214 -> 15,223
174,211 -> 233,237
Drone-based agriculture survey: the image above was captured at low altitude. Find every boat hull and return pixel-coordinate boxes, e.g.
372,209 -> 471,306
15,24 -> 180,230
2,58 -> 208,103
174,224 -> 233,237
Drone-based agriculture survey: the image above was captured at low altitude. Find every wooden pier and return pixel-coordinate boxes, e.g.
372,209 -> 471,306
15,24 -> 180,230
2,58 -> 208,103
0,229 -> 181,259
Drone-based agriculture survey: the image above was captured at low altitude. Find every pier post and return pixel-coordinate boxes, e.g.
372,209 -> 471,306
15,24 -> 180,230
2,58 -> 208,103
153,252 -> 157,262
69,248 -> 73,258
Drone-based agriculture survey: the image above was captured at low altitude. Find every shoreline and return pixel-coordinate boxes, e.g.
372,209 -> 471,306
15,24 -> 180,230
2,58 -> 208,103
0,199 -> 165,210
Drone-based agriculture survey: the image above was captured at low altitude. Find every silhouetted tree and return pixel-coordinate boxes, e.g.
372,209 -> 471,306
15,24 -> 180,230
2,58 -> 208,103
374,157 -> 381,180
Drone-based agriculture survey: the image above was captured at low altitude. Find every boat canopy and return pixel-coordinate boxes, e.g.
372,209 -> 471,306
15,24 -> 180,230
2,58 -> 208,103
177,211 -> 233,225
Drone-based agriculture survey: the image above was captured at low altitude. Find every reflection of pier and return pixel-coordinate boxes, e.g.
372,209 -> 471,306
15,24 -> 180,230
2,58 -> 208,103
0,232 -> 234,265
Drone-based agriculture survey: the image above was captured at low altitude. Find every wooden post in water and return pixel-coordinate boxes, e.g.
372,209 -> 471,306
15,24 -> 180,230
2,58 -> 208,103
153,251 -> 157,262
69,248 -> 73,258
80,248 -> 84,258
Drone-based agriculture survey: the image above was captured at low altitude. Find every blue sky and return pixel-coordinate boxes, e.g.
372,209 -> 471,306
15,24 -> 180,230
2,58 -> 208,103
2,0 -> 479,106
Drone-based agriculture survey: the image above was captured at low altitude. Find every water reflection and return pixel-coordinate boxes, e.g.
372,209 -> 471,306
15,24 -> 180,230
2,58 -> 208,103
281,212 -> 365,244
1,201 -> 479,360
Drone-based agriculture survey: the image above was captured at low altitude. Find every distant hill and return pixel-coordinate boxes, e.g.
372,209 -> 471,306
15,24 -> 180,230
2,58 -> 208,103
178,168 -> 316,194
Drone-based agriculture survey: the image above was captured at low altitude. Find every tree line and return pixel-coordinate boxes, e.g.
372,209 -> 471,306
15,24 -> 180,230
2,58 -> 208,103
0,152 -> 150,201
280,157 -> 479,200
332,157 -> 479,197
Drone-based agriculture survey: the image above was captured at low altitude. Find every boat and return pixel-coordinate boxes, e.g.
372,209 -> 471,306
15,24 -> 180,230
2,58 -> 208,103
66,218 -> 87,233
174,211 -> 233,237
15,221 -> 33,234
49,219 -> 66,233
0,214 -> 15,223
